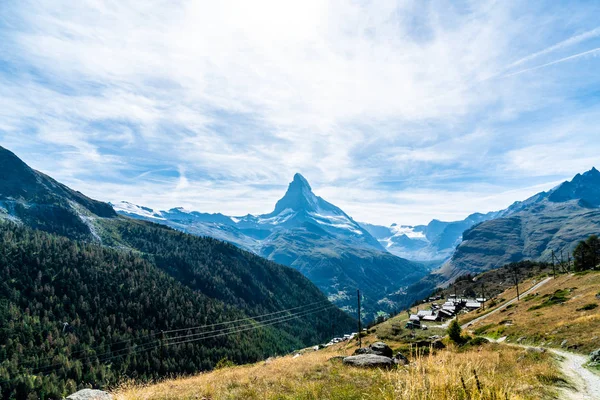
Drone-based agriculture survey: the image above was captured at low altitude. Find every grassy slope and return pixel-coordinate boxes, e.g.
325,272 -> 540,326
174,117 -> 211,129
115,342 -> 561,400
115,314 -> 565,400
464,271 -> 600,354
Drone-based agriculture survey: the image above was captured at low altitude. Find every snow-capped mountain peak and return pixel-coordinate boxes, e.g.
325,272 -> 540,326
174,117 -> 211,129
271,173 -> 320,215
110,201 -> 165,220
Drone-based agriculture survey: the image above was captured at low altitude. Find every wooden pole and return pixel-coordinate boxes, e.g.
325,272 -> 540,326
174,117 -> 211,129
357,289 -> 362,348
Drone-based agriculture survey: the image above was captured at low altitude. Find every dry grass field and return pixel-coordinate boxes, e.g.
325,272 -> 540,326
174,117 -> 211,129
115,337 -> 563,399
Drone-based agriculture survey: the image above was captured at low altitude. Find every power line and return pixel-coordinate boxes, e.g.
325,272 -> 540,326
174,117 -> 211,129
13,302 -> 336,378
10,299 -> 331,368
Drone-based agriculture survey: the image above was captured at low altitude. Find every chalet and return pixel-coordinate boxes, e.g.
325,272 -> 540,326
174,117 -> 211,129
417,310 -> 434,319
465,301 -> 482,309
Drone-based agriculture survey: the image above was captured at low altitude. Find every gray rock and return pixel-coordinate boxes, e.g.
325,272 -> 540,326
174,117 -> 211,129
527,347 -> 546,354
393,352 -> 409,366
343,354 -> 395,368
369,342 -> 393,358
591,349 -> 600,362
353,347 -> 374,355
66,389 -> 111,400
561,340 -> 568,348
517,337 -> 526,343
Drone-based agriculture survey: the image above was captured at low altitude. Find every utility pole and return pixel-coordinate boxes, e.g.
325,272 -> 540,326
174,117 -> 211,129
481,283 -> 486,310
551,250 -> 557,279
160,330 -> 165,373
512,266 -> 520,301
357,289 -> 362,348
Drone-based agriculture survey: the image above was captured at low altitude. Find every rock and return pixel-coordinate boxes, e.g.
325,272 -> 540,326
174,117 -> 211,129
343,354 -> 395,368
369,342 -> 393,358
517,337 -> 526,343
66,389 -> 111,400
293,353 -> 301,359
354,347 -> 374,355
393,352 -> 409,366
527,347 -> 546,354
432,340 -> 446,350
590,349 -> 600,362
561,340 -> 568,348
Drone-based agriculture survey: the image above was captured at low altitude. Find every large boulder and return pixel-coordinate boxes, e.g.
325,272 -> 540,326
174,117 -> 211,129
343,354 -> 395,368
66,389 -> 111,400
369,342 -> 393,358
591,349 -> 600,363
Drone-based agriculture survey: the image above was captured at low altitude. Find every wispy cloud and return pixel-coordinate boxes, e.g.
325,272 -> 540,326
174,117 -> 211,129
1,0 -> 599,225
506,27 -> 600,69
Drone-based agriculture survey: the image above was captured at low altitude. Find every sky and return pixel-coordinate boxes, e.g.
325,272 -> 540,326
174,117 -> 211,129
1,0 -> 600,226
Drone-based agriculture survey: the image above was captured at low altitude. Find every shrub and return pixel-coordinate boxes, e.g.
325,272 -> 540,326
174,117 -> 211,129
469,337 -> 489,346
528,289 -> 570,311
576,303 -> 598,311
215,357 -> 236,370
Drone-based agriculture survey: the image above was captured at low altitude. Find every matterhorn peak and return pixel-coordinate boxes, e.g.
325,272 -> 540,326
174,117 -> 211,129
269,173 -> 319,215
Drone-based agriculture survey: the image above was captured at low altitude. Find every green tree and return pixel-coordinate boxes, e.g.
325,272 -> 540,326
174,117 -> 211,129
586,235 -> 600,270
574,240 -> 591,271
448,319 -> 463,344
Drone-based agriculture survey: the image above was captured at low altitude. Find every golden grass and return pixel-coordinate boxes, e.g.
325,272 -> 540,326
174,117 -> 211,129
115,343 -> 561,400
466,271 -> 600,353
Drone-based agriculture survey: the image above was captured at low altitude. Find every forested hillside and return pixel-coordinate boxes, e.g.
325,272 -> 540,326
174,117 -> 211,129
0,222 -> 354,399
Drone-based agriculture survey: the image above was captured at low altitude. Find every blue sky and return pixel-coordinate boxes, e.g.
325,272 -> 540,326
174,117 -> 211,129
1,0 -> 600,225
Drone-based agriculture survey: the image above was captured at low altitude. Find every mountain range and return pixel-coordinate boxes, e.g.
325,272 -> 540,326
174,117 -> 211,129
114,173 -> 429,319
359,211 -> 500,263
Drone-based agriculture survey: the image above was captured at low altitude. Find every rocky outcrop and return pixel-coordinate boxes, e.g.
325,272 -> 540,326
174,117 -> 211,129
66,389 -> 111,400
343,354 -> 395,368
370,342 -> 393,358
353,341 -> 393,358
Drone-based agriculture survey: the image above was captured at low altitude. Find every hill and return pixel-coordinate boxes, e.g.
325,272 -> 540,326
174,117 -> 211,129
114,174 -> 428,320
0,146 -> 116,241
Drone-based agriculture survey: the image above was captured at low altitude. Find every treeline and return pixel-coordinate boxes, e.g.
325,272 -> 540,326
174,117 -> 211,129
0,221 -> 353,399
573,234 -> 600,271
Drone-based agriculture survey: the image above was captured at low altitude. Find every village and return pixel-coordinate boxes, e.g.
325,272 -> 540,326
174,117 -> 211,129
405,294 -> 488,329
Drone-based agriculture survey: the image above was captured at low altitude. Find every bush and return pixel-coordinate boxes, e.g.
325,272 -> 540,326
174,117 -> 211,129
469,337 -> 489,346
576,303 -> 598,311
215,357 -> 236,370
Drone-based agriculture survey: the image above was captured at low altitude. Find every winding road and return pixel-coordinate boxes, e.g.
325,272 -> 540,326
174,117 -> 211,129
461,276 -> 553,330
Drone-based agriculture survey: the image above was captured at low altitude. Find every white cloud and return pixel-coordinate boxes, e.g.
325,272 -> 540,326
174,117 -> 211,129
1,0 -> 600,226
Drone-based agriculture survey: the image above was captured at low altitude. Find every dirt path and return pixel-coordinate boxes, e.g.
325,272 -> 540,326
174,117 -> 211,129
552,349 -> 600,400
486,337 -> 600,400
460,276 -> 553,329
